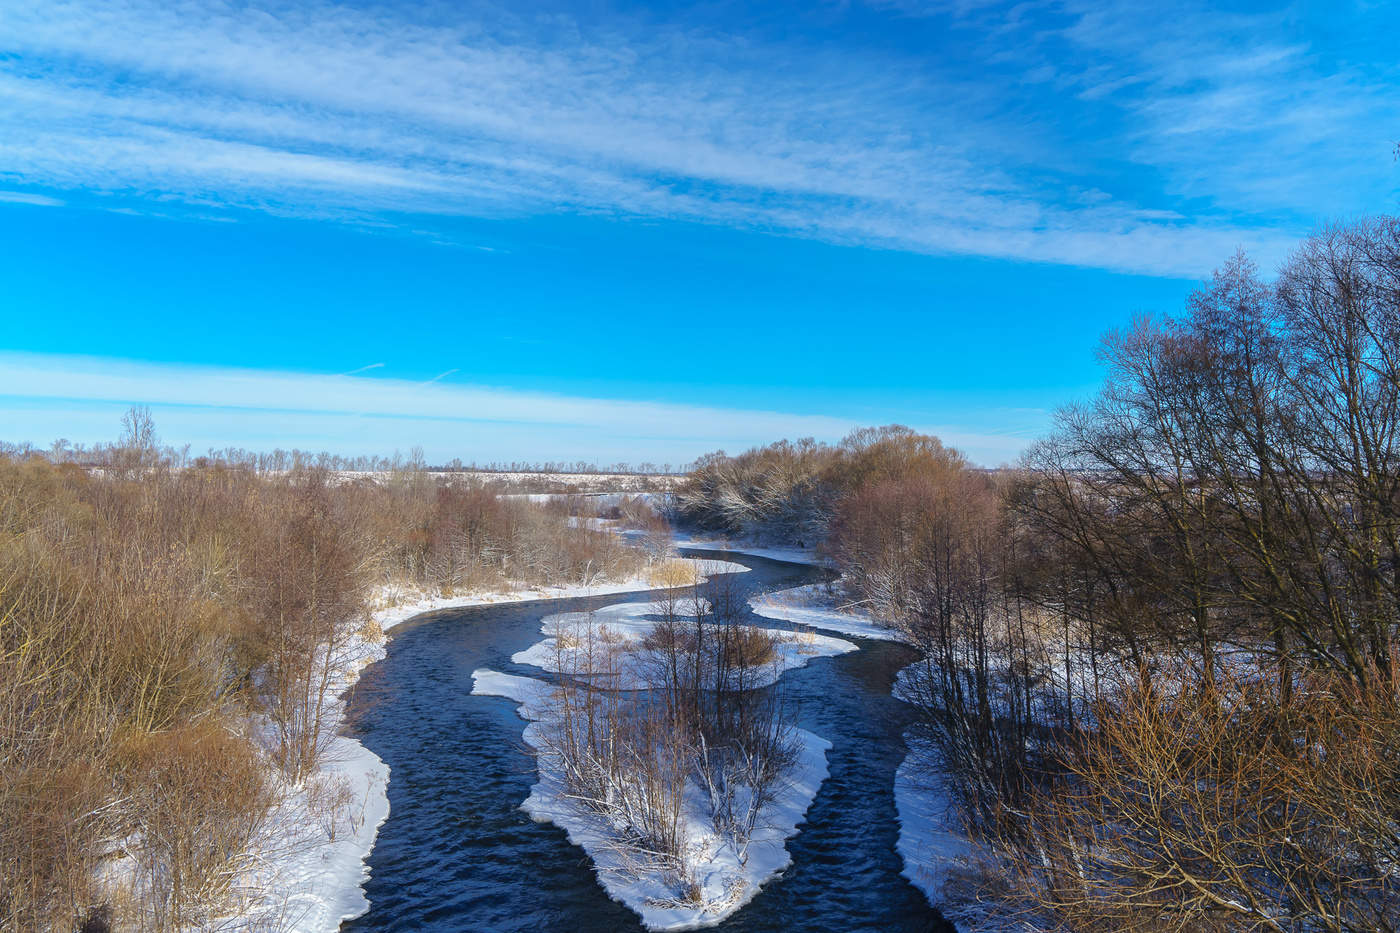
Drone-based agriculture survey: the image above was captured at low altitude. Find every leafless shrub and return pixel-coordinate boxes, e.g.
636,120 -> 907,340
678,426 -> 963,545
1005,662 -> 1400,932
119,719 -> 273,931
543,581 -> 799,901
304,773 -> 357,843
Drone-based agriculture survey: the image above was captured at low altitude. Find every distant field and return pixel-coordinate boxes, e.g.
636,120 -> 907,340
332,469 -> 682,494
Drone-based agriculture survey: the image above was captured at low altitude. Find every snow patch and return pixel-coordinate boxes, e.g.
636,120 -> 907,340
667,532 -> 828,567
368,555 -> 747,630
512,600 -> 856,690
893,735 -> 979,910
749,583 -> 904,642
890,661 -> 1008,928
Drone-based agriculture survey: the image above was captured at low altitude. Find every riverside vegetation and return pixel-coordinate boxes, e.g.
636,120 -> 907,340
679,217 -> 1400,930
525,573 -> 821,916
0,425 -> 658,931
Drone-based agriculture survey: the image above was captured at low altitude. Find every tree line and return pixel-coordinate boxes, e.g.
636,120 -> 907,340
1,437 -> 684,481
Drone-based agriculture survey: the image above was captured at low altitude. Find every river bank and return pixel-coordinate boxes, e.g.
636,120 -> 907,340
751,582 -> 988,926
222,557 -> 747,933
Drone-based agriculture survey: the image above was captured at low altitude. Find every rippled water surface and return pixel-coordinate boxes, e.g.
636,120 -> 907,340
341,550 -> 951,932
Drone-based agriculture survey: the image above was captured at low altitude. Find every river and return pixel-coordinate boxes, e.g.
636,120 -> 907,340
340,549 -> 951,932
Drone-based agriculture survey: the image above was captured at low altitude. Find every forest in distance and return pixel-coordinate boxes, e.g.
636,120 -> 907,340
4,215 -> 1400,932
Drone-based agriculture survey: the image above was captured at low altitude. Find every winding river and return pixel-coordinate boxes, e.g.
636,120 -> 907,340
340,549 -> 952,932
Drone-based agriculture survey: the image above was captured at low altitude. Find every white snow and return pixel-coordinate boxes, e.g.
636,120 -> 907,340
499,491 -> 666,507
511,600 -> 856,690
223,556 -> 750,933
369,556 -> 748,628
208,621 -> 393,931
472,668 -> 833,931
665,532 -> 829,567
893,735 -> 982,914
749,583 -> 905,642
470,668 -> 557,714
890,661 -> 1006,929
746,590 -> 990,919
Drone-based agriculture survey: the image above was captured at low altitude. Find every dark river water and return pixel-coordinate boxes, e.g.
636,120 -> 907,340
341,549 -> 951,933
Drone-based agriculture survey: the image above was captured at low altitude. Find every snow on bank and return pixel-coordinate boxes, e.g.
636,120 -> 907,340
750,583 -> 993,921
751,583 -> 994,918
501,491 -> 666,507
891,661 -> 1003,928
666,532 -> 828,567
230,557 -> 750,933
749,583 -> 904,642
371,556 -> 748,629
223,711 -> 390,930
512,599 -> 856,690
893,735 -> 985,918
472,669 -> 833,931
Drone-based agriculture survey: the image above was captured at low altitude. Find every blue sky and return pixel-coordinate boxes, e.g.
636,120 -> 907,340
1,0 -> 1396,465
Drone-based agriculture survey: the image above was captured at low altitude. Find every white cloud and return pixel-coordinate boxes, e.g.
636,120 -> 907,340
0,0 -> 1370,277
933,0 -> 1400,220
0,353 -> 1034,465
0,190 -> 64,206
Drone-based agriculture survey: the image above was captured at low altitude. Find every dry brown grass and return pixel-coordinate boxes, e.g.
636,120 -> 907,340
718,624 -> 779,669
304,773 -> 357,844
647,558 -> 698,588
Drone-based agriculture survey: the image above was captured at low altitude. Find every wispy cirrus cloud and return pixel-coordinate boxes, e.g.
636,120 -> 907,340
0,189 -> 64,207
0,353 -> 1036,464
0,0 -> 1393,276
894,0 -> 1400,217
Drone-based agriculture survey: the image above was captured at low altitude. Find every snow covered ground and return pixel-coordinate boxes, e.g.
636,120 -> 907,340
893,734 -> 987,922
370,556 -> 747,626
512,599 -> 857,690
216,711 -> 391,931
665,531 -> 829,567
890,660 -> 1005,928
472,668 -> 833,931
749,582 -> 904,642
223,556 -> 748,933
502,490 -> 666,507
